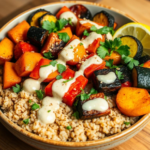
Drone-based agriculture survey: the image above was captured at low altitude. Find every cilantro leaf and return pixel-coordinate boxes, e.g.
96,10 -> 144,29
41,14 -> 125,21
81,93 -> 90,101
72,111 -> 79,119
140,63 -> 144,67
57,64 -> 66,73
73,100 -> 78,107
42,21 -> 56,33
56,18 -> 68,31
35,90 -> 44,100
97,46 -> 109,59
43,51 -> 54,59
68,18 -> 73,26
23,118 -> 30,125
31,103 -> 40,110
12,84 -> 21,93
56,75 -> 62,80
66,126 -> 72,130
80,43 -> 83,46
117,45 -> 130,56
50,60 -> 57,67
113,37 -> 122,48
47,110 -> 51,113
83,30 -> 89,36
40,64 -> 50,68
105,59 -> 114,68
104,95 -> 107,100
116,70 -> 124,80
58,32 -> 70,43
90,88 -> 98,95
124,121 -> 130,125
28,100 -> 32,103
90,25 -> 97,31
63,78 -> 73,83
96,26 -> 115,35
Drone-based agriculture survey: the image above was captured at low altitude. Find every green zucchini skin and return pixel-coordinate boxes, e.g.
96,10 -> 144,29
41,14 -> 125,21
27,26 -> 48,47
93,10 -> 115,27
139,55 -> 150,64
133,66 -> 150,89
120,35 -> 143,60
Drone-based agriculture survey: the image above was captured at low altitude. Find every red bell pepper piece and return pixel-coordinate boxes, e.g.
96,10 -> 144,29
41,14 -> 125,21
143,60 -> 150,68
63,75 -> 88,106
121,81 -> 132,87
14,41 -> 38,60
77,54 -> 106,78
45,68 -> 75,96
29,58 -> 59,82
56,6 -> 72,18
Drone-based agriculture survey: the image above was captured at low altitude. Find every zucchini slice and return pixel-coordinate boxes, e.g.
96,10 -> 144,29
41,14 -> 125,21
27,26 -> 48,47
38,12 -> 57,27
27,9 -> 49,26
139,55 -> 150,64
120,35 -> 143,60
132,66 -> 150,90
93,10 -> 115,27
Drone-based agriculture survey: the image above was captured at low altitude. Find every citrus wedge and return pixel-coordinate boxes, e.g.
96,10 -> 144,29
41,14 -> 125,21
113,23 -> 150,55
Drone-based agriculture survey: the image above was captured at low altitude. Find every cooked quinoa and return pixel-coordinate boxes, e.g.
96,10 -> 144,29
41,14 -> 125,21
0,76 -> 139,142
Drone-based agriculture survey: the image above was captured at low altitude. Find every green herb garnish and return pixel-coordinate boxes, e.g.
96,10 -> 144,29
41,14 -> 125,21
83,30 -> 89,36
72,111 -> 79,119
97,46 -> 109,59
56,18 -> 68,31
35,90 -> 44,100
140,63 -> 144,67
47,110 -> 51,113
31,103 -> 40,110
56,75 -> 62,80
57,64 -> 66,73
116,70 -> 124,80
63,78 -> 73,83
66,126 -> 72,130
42,21 -> 56,33
124,121 -> 130,125
12,84 -> 21,93
28,100 -> 32,103
80,43 -> 83,46
58,32 -> 70,43
104,95 -> 107,100
50,60 -> 57,67
68,18 -> 73,26
23,118 -> 30,125
43,51 -> 54,59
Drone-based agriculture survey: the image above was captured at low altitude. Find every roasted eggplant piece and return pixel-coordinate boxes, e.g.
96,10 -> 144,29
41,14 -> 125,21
27,26 -> 48,47
93,10 -> 114,27
132,66 -> 150,90
69,4 -> 92,20
76,93 -> 110,119
27,9 -> 48,26
93,69 -> 121,95
38,12 -> 57,27
41,32 -> 65,58
121,35 -> 143,60
139,55 -> 150,64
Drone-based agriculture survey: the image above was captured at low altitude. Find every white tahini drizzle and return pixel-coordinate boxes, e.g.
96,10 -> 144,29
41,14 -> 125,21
82,32 -> 102,49
82,98 -> 108,112
60,11 -> 78,25
97,72 -> 117,84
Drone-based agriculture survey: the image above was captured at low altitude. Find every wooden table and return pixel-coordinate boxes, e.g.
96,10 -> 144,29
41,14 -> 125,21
0,0 -> 150,149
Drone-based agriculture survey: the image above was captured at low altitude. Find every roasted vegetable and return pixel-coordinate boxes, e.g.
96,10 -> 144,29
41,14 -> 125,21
7,20 -> 30,43
14,41 -> 38,60
139,55 -> 150,64
116,87 -> 150,116
27,9 -> 48,26
132,66 -> 150,90
56,6 -> 71,18
93,69 -> 121,95
38,12 -> 57,27
3,62 -> 21,89
14,52 -> 43,77
113,22 -> 118,29
30,58 -> 59,82
69,4 -> 92,20
121,81 -> 132,87
27,26 -> 48,47
121,35 -> 143,60
93,10 -> 115,27
0,37 -> 14,65
76,93 -> 110,119
143,60 -> 150,68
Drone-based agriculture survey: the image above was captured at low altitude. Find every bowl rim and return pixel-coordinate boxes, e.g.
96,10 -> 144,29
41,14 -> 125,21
0,0 -> 150,148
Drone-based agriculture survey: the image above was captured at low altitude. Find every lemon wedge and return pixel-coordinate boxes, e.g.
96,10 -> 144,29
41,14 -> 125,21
113,23 -> 150,55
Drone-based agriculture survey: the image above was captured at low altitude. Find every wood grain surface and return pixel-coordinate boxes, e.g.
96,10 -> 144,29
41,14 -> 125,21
0,0 -> 150,150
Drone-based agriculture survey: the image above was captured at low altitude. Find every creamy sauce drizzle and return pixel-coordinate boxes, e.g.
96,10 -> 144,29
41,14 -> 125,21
97,72 -> 117,84
80,20 -> 103,29
82,98 -> 108,112
60,11 -> 78,25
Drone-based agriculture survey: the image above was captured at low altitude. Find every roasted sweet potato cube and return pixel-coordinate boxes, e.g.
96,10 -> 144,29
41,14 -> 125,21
76,93 -> 110,119
3,62 -> 21,89
14,52 -> 42,77
7,20 -> 30,43
0,37 -> 14,65
93,69 -> 121,95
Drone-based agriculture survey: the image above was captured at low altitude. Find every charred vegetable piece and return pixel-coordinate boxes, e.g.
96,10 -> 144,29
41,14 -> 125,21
143,60 -> 150,68
69,4 -> 92,20
76,93 -> 110,119
120,35 -> 143,60
93,69 -> 121,95
38,12 -> 57,27
93,10 -> 115,27
139,55 -> 150,64
27,26 -> 48,47
132,66 -> 150,90
41,32 -> 65,58
27,9 -> 48,26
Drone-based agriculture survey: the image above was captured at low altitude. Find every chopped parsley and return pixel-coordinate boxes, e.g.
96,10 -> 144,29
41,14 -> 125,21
80,43 -> 83,46
12,84 -> 21,93
68,18 -> 73,26
116,70 -> 124,80
56,75 -> 62,80
73,99 -> 79,107
63,78 -> 73,83
47,110 -> 51,113
70,46 -> 73,49
23,118 -> 30,125
50,60 -> 57,67
42,20 -> 56,33
43,51 -> 54,59
104,95 -> 107,100
35,90 -> 44,100
57,64 -> 66,73
124,121 -> 130,125
31,103 -> 40,110
97,46 -> 109,59
140,63 -> 144,67
28,100 -> 32,103
83,30 -> 89,36
56,18 -> 68,31
58,32 -> 70,43
72,111 -> 80,119
66,126 -> 72,130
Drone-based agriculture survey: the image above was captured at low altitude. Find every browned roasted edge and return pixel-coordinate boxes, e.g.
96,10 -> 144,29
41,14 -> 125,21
0,0 -> 149,148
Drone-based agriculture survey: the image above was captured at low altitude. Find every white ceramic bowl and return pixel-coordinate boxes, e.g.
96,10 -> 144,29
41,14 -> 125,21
0,1 -> 150,150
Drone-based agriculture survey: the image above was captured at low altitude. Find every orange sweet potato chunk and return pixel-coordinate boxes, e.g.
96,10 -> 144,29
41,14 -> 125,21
0,37 -> 14,65
7,20 -> 30,43
14,52 -> 42,77
3,62 -> 21,89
